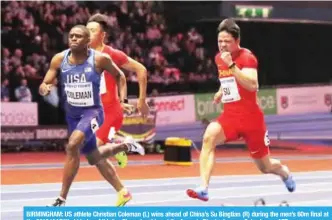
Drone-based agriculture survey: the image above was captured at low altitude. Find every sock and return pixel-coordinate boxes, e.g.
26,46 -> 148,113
284,174 -> 293,182
58,196 -> 66,201
119,187 -> 128,195
199,186 -> 208,192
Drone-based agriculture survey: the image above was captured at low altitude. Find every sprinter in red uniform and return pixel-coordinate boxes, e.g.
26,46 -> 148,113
186,18 -> 296,201
87,13 -> 149,206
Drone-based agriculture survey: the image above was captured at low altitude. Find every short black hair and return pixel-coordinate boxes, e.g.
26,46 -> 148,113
71,25 -> 90,38
87,13 -> 109,32
217,18 -> 240,40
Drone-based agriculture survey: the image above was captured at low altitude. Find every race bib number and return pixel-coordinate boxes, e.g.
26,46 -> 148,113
264,130 -> 270,146
219,77 -> 241,103
64,82 -> 94,107
91,117 -> 99,133
108,126 -> 116,141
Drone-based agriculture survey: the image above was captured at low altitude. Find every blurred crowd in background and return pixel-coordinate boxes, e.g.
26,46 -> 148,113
2,1 -> 331,125
1,1 -> 217,103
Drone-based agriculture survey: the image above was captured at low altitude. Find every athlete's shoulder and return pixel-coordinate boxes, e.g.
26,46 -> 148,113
51,50 -> 67,65
239,48 -> 257,60
102,45 -> 112,54
102,45 -> 122,57
237,48 -> 258,68
104,45 -> 129,66
108,45 -> 128,56
55,50 -> 67,58
104,45 -> 118,52
93,49 -> 109,58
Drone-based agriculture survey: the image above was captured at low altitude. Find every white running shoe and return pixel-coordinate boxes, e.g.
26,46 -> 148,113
124,136 -> 145,155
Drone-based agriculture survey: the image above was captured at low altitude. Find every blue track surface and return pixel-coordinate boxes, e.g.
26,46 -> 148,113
2,171 -> 332,220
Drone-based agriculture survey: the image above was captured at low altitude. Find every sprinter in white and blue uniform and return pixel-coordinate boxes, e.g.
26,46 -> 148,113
39,25 -> 143,207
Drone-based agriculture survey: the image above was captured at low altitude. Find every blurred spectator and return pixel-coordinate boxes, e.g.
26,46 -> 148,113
127,72 -> 138,82
187,27 -> 203,45
1,79 -> 10,102
149,70 -> 164,83
150,88 -> 159,97
1,1 -> 214,117
10,49 -> 23,68
14,78 -> 32,102
146,24 -> 162,41
2,48 -> 11,67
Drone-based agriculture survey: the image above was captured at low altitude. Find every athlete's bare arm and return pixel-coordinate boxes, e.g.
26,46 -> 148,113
120,56 -> 149,117
96,53 -> 127,102
231,65 -> 258,91
121,57 -> 147,100
221,52 -> 258,92
117,71 -> 127,103
218,84 -> 223,93
39,52 -> 64,96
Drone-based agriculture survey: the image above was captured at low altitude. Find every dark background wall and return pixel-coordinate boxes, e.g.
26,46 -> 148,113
163,1 -> 332,88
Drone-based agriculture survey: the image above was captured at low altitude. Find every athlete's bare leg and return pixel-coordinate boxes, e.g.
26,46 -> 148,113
199,122 -> 226,188
95,138 -> 126,192
60,130 -> 85,200
253,154 -> 296,192
254,155 -> 290,180
186,122 -> 226,201
84,137 -> 143,206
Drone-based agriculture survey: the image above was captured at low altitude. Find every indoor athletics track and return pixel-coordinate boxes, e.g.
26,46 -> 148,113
2,147 -> 332,220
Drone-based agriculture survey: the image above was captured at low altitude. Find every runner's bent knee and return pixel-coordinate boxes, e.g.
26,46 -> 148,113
66,140 -> 80,156
66,131 -> 85,156
203,122 -> 225,148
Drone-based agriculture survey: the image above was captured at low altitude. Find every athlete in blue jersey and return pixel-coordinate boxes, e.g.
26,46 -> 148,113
39,25 -> 145,206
